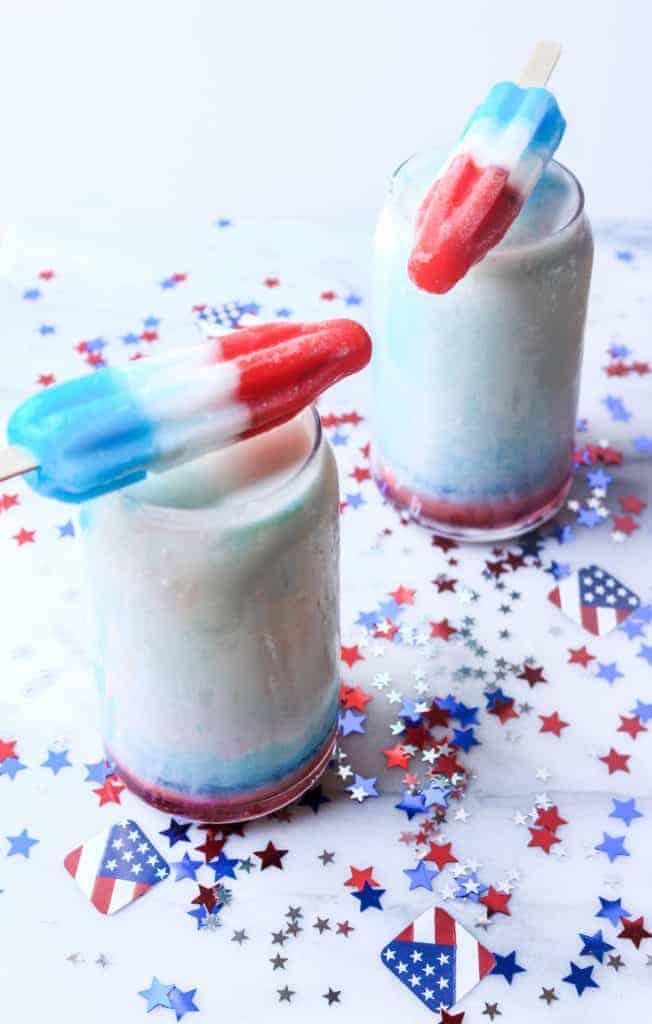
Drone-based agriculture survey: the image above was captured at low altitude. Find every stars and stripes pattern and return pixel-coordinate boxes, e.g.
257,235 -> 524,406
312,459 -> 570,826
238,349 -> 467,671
64,819 -> 169,914
381,906 -> 495,1012
548,564 -> 640,636
196,301 -> 260,332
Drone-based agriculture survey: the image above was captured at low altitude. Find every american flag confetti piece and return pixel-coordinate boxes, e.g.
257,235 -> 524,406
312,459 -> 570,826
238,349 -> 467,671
381,905 -> 495,1012
64,818 -> 169,914
547,564 -> 640,636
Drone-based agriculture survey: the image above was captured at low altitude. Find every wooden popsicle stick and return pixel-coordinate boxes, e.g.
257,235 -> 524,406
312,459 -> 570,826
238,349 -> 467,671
0,446 -> 38,483
518,41 -> 562,88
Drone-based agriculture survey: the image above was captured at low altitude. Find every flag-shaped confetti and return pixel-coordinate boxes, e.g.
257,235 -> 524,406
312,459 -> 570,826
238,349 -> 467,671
64,818 -> 169,914
196,301 -> 260,332
548,564 -> 640,636
381,906 -> 495,1012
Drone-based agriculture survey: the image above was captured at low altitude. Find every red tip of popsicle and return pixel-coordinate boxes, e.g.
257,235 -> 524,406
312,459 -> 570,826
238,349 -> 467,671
236,318 -> 372,437
408,154 -> 523,294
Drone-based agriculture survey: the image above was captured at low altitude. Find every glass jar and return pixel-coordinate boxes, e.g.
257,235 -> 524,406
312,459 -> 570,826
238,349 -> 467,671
372,151 -> 594,540
79,408 -> 340,822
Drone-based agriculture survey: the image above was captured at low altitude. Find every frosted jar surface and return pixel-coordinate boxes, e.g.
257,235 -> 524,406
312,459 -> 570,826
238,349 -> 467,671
372,152 -> 594,539
80,408 -> 340,820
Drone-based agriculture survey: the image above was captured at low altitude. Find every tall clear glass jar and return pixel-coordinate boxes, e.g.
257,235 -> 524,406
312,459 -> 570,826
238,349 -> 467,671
80,408 -> 340,822
372,152 -> 593,541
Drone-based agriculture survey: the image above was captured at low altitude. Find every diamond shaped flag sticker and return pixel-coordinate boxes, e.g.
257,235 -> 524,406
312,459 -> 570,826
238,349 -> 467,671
64,818 -> 170,914
548,563 -> 640,636
381,905 -> 495,1013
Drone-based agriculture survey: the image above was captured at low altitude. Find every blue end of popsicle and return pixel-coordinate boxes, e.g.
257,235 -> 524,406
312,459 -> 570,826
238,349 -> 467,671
8,369 -> 155,503
462,80 -> 566,157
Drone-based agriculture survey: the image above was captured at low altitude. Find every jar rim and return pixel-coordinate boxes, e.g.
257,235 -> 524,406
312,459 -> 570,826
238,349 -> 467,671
390,152 -> 586,258
118,405 -> 324,527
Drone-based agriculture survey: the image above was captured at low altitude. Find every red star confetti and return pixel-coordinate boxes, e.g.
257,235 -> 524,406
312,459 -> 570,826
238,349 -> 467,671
479,886 -> 512,917
254,841 -> 287,870
568,646 -> 595,667
617,715 -> 647,740
263,277 -> 280,288
430,618 -> 457,641
432,535 -> 459,552
340,645 -> 364,668
0,738 -> 18,761
619,495 -> 647,515
534,806 -> 567,832
340,685 -> 372,712
389,585 -> 416,606
612,515 -> 639,536
489,698 -> 519,725
320,290 -> 337,301
599,748 -> 630,775
0,493 -> 19,511
434,575 -> 458,592
93,776 -> 126,805
517,663 -> 547,688
13,528 -> 35,546
345,866 -> 380,889
423,841 -> 457,870
539,712 -> 569,738
192,885 -> 218,911
37,373 -> 56,387
350,466 -> 371,483
527,827 -> 560,854
38,269 -> 55,280
440,1012 -> 465,1024
382,743 -> 412,769
617,916 -> 652,949
485,559 -> 508,578
195,835 -> 226,862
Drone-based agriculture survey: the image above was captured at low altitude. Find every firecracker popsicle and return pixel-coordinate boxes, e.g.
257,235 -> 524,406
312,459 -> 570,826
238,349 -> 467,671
409,49 -> 566,294
4,318 -> 371,502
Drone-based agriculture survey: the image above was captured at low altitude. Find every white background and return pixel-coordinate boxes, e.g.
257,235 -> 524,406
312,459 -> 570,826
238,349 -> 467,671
0,0 -> 649,234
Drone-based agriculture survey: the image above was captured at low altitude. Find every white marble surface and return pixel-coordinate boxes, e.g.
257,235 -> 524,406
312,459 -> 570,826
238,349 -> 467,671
1,215 -> 652,1021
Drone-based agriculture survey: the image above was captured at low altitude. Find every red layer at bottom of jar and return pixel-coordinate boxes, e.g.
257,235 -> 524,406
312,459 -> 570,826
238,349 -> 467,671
106,725 -> 337,824
374,459 -> 572,540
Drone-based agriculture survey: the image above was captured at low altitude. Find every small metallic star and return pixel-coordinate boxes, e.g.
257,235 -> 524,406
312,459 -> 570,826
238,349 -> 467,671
286,906 -> 303,921
270,953 -> 288,970
607,954 -> 625,970
314,917 -> 331,934
231,929 -> 249,945
483,1003 -> 501,1019
238,857 -> 254,873
518,702 -> 533,714
66,952 -> 85,965
286,921 -> 302,937
539,987 -> 558,1005
323,988 -> 341,1006
95,954 -> 111,967
277,986 -> 295,1003
271,930 -> 287,946
318,849 -> 335,865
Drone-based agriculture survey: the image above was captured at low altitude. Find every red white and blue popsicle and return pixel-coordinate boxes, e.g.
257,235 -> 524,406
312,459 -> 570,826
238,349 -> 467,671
3,318 -> 371,502
409,41 -> 566,293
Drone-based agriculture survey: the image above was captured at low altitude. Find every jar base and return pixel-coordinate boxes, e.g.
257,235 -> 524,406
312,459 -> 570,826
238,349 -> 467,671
106,725 -> 337,824
373,460 -> 572,543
